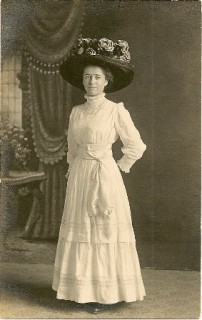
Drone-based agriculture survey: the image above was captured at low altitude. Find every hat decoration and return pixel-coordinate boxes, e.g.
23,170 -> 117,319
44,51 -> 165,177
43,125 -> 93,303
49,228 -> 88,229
60,37 -> 134,92
72,38 -> 131,62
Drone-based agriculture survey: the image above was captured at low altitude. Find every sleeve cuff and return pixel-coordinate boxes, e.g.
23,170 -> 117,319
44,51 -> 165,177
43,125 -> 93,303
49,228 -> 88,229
117,156 -> 136,173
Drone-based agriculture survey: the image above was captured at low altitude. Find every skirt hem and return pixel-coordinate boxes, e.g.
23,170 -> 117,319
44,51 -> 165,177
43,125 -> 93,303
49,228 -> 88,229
52,286 -> 146,304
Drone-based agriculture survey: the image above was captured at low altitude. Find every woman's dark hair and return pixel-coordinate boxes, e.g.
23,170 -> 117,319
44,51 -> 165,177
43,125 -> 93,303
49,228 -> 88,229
102,67 -> 114,92
82,64 -> 114,92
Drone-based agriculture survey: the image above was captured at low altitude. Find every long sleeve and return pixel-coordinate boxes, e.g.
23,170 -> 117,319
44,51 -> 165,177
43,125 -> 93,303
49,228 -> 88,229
115,103 -> 146,173
66,108 -> 78,170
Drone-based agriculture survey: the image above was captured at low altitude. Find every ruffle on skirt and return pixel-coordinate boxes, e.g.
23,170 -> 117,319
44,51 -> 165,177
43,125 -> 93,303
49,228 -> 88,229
52,241 -> 146,304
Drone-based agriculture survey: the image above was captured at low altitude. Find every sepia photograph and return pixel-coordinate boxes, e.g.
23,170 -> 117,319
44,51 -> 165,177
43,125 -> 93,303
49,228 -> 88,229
0,0 -> 201,319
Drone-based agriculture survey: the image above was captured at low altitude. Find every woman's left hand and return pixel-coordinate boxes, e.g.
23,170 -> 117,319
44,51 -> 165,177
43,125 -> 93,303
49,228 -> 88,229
65,171 -> 70,180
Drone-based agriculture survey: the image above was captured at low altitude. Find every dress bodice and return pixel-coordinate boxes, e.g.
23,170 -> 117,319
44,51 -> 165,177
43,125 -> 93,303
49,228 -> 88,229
71,98 -> 118,146
67,98 -> 146,173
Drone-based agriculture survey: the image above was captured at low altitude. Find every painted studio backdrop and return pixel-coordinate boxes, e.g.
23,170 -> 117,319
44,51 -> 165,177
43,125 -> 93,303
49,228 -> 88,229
1,0 -> 200,274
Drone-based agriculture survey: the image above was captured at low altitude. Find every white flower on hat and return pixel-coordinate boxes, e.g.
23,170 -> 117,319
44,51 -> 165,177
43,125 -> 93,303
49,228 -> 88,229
85,48 -> 97,56
116,40 -> 129,53
99,38 -> 114,52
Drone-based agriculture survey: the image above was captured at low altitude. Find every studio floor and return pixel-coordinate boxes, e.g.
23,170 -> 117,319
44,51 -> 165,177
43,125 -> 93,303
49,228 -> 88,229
0,231 -> 201,319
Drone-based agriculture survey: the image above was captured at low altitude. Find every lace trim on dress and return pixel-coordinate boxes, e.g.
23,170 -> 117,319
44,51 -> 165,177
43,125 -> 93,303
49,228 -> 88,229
83,93 -> 106,114
60,219 -> 133,228
53,270 -> 143,286
84,93 -> 106,105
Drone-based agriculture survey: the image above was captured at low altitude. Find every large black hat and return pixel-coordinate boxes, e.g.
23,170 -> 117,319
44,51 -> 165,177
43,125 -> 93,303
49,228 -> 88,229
60,38 -> 134,93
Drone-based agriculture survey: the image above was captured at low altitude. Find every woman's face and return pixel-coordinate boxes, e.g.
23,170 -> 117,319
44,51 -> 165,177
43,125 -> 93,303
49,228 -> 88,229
83,65 -> 108,96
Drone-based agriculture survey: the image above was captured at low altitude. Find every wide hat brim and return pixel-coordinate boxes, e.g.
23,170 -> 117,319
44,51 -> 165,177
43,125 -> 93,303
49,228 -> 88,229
59,55 -> 134,93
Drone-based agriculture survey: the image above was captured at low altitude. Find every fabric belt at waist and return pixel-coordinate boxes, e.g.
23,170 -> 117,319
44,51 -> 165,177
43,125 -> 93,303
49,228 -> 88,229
77,143 -> 112,160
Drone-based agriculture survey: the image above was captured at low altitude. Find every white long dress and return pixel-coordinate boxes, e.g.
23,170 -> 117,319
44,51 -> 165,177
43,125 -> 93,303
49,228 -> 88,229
52,94 -> 146,304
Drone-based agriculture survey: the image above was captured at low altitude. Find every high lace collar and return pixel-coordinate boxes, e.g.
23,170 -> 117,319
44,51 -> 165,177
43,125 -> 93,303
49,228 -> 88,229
84,93 -> 106,107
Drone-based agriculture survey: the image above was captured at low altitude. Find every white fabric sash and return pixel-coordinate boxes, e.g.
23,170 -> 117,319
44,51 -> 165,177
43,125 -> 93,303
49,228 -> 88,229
77,144 -> 115,239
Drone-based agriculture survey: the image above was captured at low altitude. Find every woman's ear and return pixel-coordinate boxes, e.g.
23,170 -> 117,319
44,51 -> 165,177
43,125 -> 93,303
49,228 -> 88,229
104,79 -> 109,87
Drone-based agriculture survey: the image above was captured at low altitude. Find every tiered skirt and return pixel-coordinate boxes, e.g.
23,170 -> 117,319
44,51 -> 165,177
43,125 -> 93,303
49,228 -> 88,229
52,155 -> 146,303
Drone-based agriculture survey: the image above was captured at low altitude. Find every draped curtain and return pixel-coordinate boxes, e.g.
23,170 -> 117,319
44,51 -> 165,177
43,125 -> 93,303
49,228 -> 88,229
21,0 -> 85,239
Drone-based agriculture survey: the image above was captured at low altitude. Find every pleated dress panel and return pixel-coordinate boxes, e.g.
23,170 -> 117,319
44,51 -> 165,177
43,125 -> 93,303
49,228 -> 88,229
52,98 -> 146,304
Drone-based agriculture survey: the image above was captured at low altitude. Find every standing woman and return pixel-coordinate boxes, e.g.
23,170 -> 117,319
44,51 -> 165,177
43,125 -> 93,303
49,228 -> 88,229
52,38 -> 146,313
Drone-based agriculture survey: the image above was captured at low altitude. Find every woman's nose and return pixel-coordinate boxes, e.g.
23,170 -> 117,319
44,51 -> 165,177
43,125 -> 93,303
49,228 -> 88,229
89,77 -> 94,84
